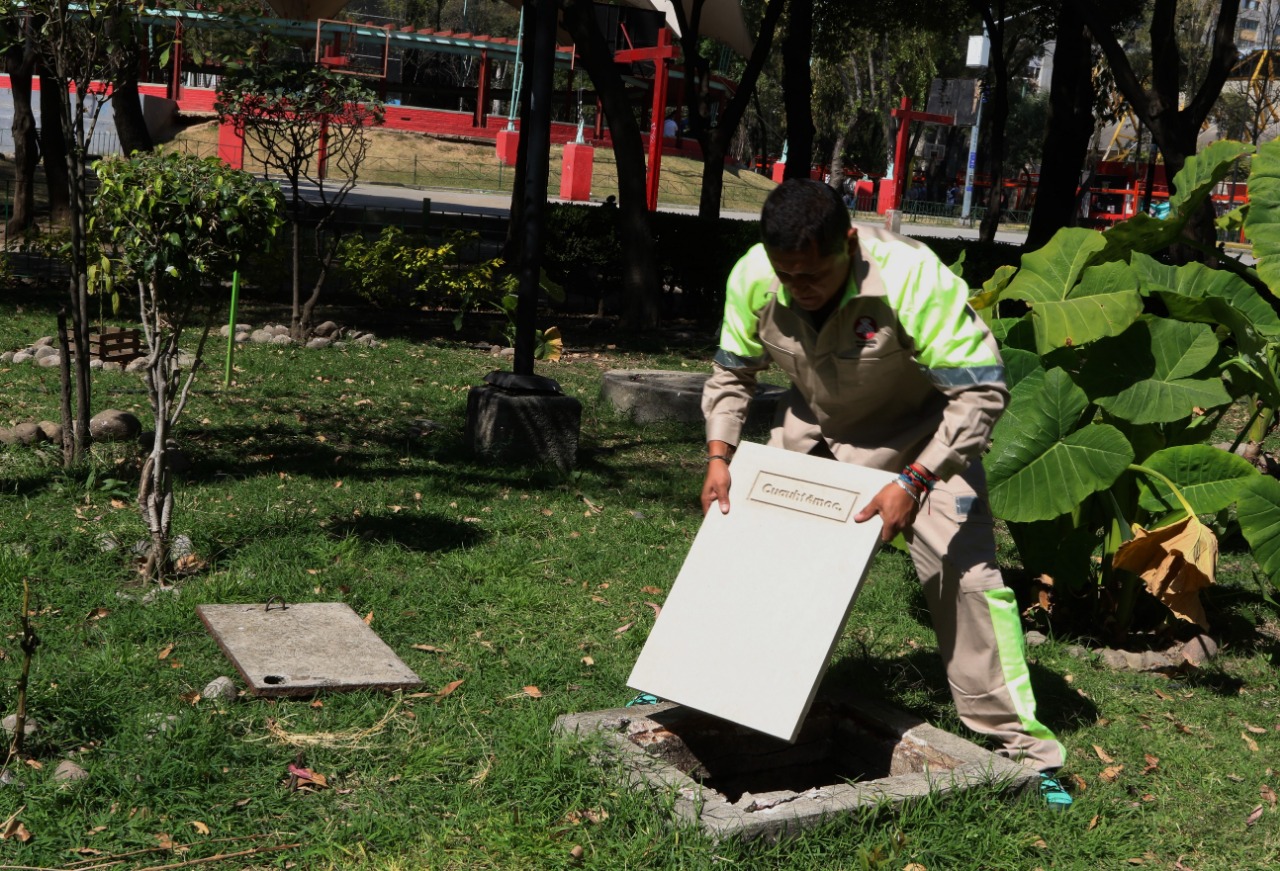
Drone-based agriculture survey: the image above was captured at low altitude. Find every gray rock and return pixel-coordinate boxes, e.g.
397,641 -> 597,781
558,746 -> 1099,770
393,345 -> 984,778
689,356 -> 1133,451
1025,630 -> 1048,647
97,533 -> 120,553
89,409 -> 142,442
88,358 -> 103,370
219,324 -> 232,338
498,347 -> 515,358
270,324 -> 291,337
0,428 -> 16,447
1180,634 -> 1219,667
250,329 -> 273,343
234,332 -> 250,343
201,676 -> 239,703
314,320 -> 339,337
1065,645 -> 1091,659
176,352 -> 196,369
11,422 -> 41,445
305,337 -> 332,350
270,334 -> 293,345
53,760 -> 89,783
103,361 -> 123,372
37,354 -> 62,368
33,345 -> 58,360
1,350 -> 14,363
125,357 -> 148,373
170,534 -> 194,560
12,351 -> 32,364
2,714 -> 38,738
37,421 -> 61,443
33,335 -> 54,348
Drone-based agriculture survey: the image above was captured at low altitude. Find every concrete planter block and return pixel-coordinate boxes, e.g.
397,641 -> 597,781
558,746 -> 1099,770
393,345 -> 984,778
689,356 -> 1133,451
601,370 -> 787,427
465,378 -> 582,471
554,695 -> 1036,843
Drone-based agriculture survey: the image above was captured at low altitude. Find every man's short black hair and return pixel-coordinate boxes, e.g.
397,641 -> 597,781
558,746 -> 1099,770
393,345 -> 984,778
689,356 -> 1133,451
760,178 -> 851,255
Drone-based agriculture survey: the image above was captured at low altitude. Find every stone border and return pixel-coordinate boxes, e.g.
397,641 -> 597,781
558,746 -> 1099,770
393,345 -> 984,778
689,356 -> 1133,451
553,698 -> 1037,842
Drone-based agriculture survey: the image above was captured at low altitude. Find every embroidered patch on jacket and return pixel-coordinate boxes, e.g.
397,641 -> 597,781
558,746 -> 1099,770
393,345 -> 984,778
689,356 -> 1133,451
854,316 -> 879,344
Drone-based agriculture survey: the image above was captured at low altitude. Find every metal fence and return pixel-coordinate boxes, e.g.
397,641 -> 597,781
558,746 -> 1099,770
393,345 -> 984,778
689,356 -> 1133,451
0,127 -> 122,159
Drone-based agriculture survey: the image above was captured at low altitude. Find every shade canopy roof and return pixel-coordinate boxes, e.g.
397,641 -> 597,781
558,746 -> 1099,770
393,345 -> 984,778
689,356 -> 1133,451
622,0 -> 753,58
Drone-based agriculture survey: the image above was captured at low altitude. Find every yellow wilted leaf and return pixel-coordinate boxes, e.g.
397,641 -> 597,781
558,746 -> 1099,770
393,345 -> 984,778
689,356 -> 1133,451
1112,514 -> 1217,629
191,820 -> 210,835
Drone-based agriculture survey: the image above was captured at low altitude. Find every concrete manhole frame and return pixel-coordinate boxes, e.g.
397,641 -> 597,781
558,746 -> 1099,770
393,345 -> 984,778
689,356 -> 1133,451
553,697 -> 1039,842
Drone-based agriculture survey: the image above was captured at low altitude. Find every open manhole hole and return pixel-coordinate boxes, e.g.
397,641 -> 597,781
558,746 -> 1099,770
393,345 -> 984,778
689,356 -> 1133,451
554,696 -> 1037,841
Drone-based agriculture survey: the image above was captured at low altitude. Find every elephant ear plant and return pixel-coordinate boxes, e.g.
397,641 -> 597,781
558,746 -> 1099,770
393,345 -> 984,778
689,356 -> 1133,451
974,139 -> 1280,643
91,152 -> 283,582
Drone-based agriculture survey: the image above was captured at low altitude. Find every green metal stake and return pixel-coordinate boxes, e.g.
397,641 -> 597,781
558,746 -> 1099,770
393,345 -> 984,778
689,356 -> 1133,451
224,268 -> 240,388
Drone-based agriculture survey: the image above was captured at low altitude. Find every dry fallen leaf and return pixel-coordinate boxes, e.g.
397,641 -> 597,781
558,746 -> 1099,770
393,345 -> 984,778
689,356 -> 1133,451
363,611 -> 374,626
1142,754 -> 1160,775
1093,745 -> 1115,764
157,643 -> 175,660
288,764 -> 329,789
1087,814 -> 1100,831
1245,723 -> 1268,735
412,644 -> 448,654
191,820 -> 210,835
174,554 -> 207,575
570,844 -> 585,861
1100,765 -> 1124,783
904,864 -> 928,871
1153,688 -> 1173,701
614,622 -> 633,634
435,679 -> 465,699
1246,804 -> 1264,827
310,700 -> 323,709
581,656 -> 595,666
640,586 -> 664,596
523,686 -> 543,698
87,608 -> 110,621
1242,732 -> 1260,753
1071,773 -> 1088,792
644,602 -> 662,618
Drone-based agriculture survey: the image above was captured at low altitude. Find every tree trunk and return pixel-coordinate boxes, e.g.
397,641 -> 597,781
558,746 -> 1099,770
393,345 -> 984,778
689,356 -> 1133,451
39,71 -> 71,224
781,0 -> 815,180
5,44 -> 38,234
696,0 -> 785,217
562,0 -> 661,329
1079,0 -> 1239,251
113,75 -> 154,155
1026,5 -> 1096,249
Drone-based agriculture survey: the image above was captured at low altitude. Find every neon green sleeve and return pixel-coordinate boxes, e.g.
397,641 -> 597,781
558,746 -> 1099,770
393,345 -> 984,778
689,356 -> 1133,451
718,244 -> 776,361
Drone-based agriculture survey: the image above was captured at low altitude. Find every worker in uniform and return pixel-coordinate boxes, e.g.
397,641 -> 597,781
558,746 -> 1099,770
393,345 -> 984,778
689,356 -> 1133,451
700,178 -> 1071,809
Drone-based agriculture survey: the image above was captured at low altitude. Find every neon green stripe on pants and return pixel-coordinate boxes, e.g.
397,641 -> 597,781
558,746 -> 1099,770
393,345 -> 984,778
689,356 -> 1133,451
985,587 -> 1064,757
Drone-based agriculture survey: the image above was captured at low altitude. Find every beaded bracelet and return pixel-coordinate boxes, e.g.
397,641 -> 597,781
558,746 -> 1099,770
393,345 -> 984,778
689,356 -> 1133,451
708,454 -> 732,464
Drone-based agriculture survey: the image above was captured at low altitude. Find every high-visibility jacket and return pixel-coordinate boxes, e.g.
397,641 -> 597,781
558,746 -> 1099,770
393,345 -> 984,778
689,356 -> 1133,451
702,226 -> 1007,482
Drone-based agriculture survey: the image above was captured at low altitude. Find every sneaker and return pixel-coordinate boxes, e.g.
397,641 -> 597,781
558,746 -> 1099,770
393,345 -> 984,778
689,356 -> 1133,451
1039,772 -> 1073,811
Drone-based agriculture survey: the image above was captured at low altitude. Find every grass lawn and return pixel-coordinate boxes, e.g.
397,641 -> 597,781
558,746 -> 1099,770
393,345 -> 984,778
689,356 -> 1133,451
2,290 -> 1280,870
165,122 -> 777,214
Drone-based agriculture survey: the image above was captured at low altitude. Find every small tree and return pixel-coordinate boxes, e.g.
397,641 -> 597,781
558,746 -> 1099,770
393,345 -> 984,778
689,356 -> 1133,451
216,62 -> 384,341
91,152 -> 282,582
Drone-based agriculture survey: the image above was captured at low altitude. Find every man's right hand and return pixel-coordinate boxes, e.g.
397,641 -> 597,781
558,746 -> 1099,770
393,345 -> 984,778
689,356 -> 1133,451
701,462 -> 731,515
700,442 -> 734,515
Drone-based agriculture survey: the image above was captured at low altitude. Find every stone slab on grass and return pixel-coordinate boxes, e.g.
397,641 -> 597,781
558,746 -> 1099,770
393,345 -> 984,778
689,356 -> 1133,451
601,369 -> 787,426
554,697 -> 1036,843
197,602 -> 422,697
627,441 -> 897,741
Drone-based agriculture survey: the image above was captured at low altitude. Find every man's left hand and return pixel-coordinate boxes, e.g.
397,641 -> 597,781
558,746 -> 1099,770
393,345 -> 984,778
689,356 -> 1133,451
854,482 -> 919,542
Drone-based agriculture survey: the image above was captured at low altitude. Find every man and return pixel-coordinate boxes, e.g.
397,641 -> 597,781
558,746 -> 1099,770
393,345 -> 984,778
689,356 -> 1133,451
700,179 -> 1071,810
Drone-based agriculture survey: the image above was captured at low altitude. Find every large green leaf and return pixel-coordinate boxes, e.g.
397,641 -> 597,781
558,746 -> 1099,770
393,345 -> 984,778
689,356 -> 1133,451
1004,227 -> 1108,305
1075,318 -> 1231,424
1244,137 -> 1280,293
1134,445 -> 1259,515
1001,347 -> 1042,389
1007,514 -> 1100,590
986,368 -> 1135,522
1237,474 -> 1280,587
1018,260 -> 1144,354
1132,252 -> 1280,338
1101,140 -> 1255,260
